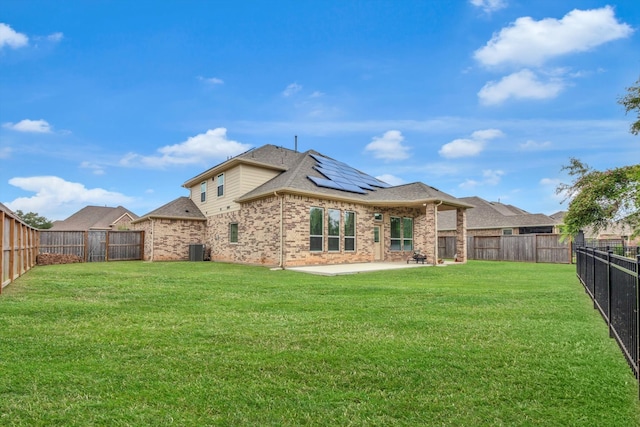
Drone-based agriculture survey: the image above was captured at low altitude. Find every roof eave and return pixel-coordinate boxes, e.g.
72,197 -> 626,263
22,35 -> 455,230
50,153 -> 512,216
131,215 -> 207,224
236,189 -> 473,209
183,158 -> 288,188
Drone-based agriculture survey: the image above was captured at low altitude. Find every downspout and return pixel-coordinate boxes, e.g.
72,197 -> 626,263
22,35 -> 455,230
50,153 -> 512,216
150,218 -> 155,262
274,191 -> 284,268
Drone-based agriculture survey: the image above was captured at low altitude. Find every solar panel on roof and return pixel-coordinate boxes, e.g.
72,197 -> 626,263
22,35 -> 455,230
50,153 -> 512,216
307,154 -> 390,194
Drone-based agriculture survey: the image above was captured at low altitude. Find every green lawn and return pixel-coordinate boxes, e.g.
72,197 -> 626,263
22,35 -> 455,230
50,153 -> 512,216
1,261 -> 639,426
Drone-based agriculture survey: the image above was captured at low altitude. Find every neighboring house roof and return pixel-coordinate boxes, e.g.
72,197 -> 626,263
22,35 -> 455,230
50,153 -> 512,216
438,196 -> 559,231
49,206 -> 139,230
133,197 -> 206,223
184,144 -> 472,209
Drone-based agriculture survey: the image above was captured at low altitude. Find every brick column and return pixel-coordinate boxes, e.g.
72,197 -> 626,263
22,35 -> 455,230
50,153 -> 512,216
455,208 -> 467,263
424,202 -> 437,265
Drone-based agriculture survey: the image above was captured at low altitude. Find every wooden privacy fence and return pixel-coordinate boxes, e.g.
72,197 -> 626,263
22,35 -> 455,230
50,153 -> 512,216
39,230 -> 144,262
439,234 -> 571,264
1,208 -> 39,292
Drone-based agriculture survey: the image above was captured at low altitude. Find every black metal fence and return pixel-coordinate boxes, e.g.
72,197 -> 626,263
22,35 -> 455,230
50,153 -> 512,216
576,246 -> 640,397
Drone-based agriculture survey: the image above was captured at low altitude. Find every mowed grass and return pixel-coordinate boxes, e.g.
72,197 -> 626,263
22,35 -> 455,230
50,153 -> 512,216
1,261 -> 639,426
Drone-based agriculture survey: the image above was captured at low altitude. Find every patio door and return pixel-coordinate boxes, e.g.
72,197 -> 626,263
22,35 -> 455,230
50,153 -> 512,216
373,225 -> 383,261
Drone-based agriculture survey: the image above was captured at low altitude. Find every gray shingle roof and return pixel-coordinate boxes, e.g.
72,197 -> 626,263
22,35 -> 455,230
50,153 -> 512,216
133,197 -> 206,222
438,196 -> 559,230
235,149 -> 472,208
49,206 -> 139,230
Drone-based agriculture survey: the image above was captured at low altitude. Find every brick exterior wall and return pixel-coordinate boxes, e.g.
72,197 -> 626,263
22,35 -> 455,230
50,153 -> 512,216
456,209 -> 467,262
202,194 -> 434,267
134,218 -> 205,261
206,196 -> 281,265
138,194 -> 455,267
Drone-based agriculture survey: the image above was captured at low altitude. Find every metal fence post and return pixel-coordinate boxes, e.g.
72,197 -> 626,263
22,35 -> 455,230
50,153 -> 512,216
636,254 -> 640,400
608,248 -> 613,338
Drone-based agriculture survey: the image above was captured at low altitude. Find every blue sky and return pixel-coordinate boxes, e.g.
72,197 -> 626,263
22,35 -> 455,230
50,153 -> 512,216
1,0 -> 639,221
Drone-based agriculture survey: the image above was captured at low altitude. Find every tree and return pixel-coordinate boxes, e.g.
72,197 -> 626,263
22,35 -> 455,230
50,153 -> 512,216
619,77 -> 640,135
15,210 -> 53,229
556,159 -> 640,238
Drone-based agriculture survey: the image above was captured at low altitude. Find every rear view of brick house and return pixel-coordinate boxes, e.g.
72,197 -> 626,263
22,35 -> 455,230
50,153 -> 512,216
133,144 -> 472,267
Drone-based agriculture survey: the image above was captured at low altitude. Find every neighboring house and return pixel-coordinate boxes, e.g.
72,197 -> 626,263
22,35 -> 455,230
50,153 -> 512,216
550,211 -> 639,246
438,196 -> 561,237
133,144 -> 473,266
50,206 -> 138,231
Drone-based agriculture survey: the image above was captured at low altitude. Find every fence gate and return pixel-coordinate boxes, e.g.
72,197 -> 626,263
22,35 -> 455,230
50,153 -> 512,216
88,231 -> 107,262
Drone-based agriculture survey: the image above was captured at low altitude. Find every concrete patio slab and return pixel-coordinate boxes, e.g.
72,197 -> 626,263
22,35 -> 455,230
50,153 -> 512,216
285,261 -> 452,276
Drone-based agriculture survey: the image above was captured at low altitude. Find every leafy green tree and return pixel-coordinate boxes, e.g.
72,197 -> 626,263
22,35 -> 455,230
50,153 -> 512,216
14,210 -> 53,229
619,77 -> 640,135
557,159 -> 640,238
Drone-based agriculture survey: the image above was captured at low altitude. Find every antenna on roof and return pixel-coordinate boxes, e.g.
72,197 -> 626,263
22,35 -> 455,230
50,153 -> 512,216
294,135 -> 298,153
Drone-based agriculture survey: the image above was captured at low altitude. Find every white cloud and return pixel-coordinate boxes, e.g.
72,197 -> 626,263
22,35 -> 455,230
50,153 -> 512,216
439,128 -> 503,158
120,127 -> 252,168
3,119 -> 53,133
282,83 -> 302,97
459,179 -> 480,189
310,91 -> 325,98
471,129 -> 504,140
470,0 -> 507,13
198,76 -> 224,85
365,130 -> 410,161
520,140 -> 552,150
376,174 -> 405,186
540,177 -> 567,203
482,169 -> 504,185
46,32 -> 64,42
540,177 -> 560,186
5,176 -> 133,221
440,138 -> 485,158
80,161 -> 106,175
0,23 -> 28,49
459,169 -> 504,189
478,69 -> 564,105
474,6 -> 633,67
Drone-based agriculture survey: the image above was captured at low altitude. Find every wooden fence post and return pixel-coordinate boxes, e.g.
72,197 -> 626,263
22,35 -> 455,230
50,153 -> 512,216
0,210 -> 4,294
8,217 -> 15,285
84,231 -> 89,262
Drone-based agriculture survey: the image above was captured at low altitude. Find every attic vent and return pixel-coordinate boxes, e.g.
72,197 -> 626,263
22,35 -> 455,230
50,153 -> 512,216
185,209 -> 190,213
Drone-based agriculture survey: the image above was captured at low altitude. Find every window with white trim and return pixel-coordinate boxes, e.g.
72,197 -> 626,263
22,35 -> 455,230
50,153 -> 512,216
230,223 -> 238,243
200,181 -> 207,202
403,217 -> 413,251
217,173 -> 224,197
328,209 -> 340,251
344,211 -> 355,251
310,207 -> 324,251
390,216 -> 401,251
390,216 -> 413,251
